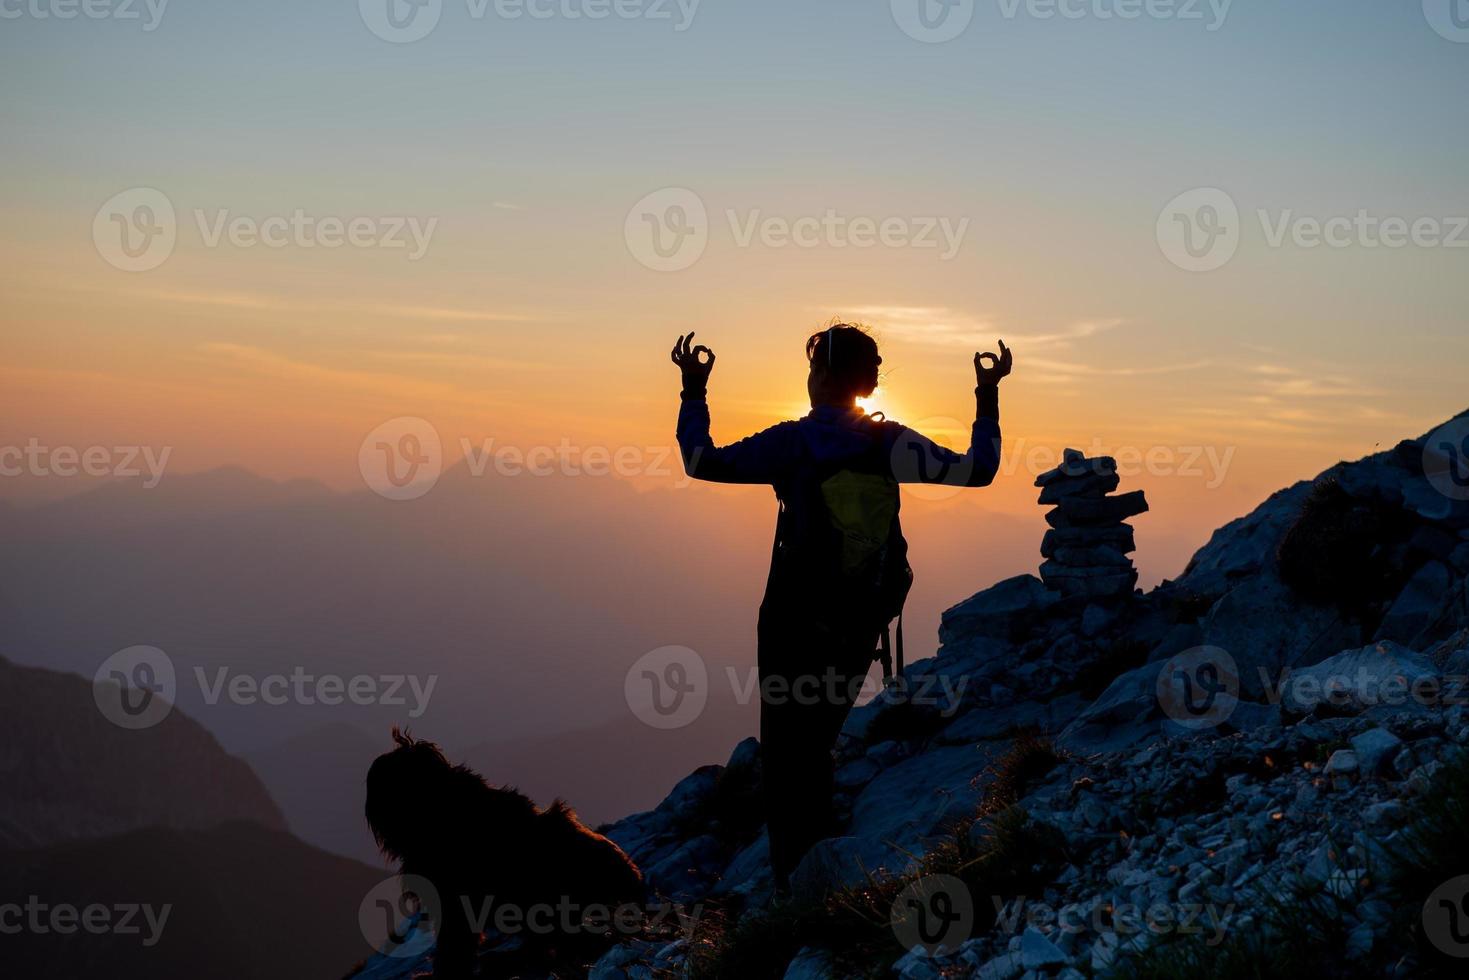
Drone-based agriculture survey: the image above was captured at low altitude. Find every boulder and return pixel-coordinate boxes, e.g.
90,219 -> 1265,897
847,744 -> 999,867
782,948 -> 836,980
940,575 -> 1061,648
1375,561 -> 1454,646
1019,926 -> 1068,970
711,831 -> 771,898
1280,641 -> 1438,716
1173,481 -> 1312,599
789,836 -> 895,901
1201,571 -> 1360,699
1350,728 -> 1403,777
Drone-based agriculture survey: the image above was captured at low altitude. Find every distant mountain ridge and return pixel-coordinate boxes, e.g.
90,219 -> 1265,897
0,656 -> 286,849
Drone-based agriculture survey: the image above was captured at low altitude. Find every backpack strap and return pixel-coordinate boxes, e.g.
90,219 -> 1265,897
895,613 -> 905,679
877,626 -> 893,682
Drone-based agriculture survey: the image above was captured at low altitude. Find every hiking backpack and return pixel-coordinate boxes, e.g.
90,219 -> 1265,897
780,413 -> 914,683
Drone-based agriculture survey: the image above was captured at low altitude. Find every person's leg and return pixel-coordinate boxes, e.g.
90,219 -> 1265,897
758,606 -> 805,889
759,613 -> 877,887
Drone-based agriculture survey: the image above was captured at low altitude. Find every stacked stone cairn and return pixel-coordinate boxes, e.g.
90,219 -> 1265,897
1036,448 -> 1148,599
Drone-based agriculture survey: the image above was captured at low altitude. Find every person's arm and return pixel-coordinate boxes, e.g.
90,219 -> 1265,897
671,332 -> 799,484
891,340 -> 1012,487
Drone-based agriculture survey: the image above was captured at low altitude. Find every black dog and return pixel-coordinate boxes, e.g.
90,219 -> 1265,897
365,729 -> 644,977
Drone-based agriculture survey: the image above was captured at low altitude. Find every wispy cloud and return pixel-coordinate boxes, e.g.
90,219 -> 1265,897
840,306 -> 1125,351
1025,356 -> 1214,378
129,288 -> 550,325
1246,363 -> 1384,400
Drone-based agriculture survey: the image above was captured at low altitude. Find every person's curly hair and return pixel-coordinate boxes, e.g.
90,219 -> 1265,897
806,322 -> 881,399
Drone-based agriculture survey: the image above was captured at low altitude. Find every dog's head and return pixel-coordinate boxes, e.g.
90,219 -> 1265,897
365,727 -> 457,861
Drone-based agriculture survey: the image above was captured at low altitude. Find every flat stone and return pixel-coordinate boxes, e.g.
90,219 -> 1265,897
1350,727 -> 1403,776
783,948 -> 835,980
1038,471 -> 1121,504
1049,544 -> 1133,567
1035,451 -> 1118,487
1045,491 -> 1149,528
1019,927 -> 1068,970
1041,524 -> 1136,557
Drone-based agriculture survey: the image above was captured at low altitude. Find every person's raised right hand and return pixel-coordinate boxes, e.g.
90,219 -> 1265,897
670,332 -> 716,389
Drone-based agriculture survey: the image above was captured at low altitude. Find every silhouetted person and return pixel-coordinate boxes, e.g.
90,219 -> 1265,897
671,323 -> 1012,891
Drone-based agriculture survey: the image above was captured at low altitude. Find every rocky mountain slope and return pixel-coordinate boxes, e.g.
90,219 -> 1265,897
0,655 -> 287,849
350,409 -> 1469,979
0,821 -> 388,980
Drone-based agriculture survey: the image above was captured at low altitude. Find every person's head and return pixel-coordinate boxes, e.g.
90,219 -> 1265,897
806,323 -> 881,408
